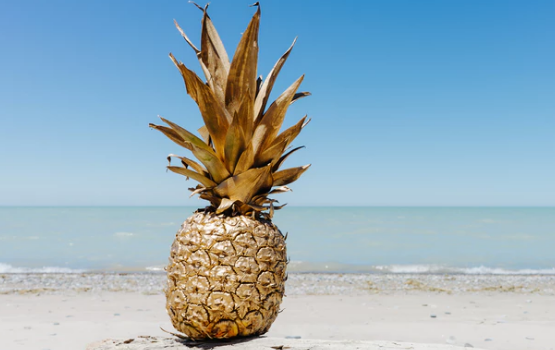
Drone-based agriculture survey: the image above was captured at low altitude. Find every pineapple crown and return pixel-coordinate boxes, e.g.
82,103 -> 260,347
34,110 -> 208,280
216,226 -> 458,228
150,2 -> 310,219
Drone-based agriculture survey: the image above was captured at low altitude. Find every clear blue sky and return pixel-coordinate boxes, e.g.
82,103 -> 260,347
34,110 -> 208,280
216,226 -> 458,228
1,0 -> 553,206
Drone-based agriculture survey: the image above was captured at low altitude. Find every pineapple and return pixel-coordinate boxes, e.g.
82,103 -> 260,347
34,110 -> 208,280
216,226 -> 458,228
150,3 -> 310,340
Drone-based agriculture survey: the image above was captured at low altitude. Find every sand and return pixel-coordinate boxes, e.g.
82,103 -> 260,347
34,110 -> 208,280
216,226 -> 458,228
1,273 -> 554,350
86,336 -> 485,349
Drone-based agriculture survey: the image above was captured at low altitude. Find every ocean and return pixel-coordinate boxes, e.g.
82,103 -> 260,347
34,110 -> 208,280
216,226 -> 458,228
0,206 -> 553,274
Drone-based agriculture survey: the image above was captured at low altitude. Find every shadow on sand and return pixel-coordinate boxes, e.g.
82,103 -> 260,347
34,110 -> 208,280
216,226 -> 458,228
175,335 -> 267,349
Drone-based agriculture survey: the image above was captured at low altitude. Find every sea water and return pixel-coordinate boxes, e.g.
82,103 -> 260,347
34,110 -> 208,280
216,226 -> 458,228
0,207 -> 553,274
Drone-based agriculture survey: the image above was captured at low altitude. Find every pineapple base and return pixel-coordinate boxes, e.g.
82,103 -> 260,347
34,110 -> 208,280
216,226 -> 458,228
165,211 -> 287,340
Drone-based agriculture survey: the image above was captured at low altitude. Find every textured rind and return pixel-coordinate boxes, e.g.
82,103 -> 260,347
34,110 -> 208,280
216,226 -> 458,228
165,211 -> 287,340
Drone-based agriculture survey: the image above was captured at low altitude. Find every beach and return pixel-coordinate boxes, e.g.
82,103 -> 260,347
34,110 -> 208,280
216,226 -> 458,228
1,272 -> 554,350
2,206 -> 554,350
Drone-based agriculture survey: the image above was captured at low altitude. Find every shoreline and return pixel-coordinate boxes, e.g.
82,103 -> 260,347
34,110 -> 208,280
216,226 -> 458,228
3,261 -> 555,275
2,272 -> 554,296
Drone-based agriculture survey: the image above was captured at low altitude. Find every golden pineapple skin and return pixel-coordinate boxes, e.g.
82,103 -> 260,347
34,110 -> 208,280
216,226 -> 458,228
165,211 -> 287,340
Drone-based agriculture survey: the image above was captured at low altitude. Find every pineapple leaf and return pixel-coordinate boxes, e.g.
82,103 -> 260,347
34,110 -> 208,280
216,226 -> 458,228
199,192 -> 219,206
274,203 -> 288,210
149,123 -> 192,151
154,3 -> 311,216
167,154 -> 208,177
254,37 -> 297,122
237,89 -> 255,143
256,136 -> 289,167
173,19 -> 200,53
225,5 -> 260,116
169,53 -> 230,158
273,164 -> 311,186
269,186 -> 292,194
271,115 -> 308,152
174,18 -> 219,103
244,201 -> 265,211
189,186 -> 209,198
251,194 -> 276,205
200,7 -> 230,106
258,164 -> 274,195
224,111 -> 247,174
273,146 -> 305,172
214,165 -> 270,204
292,91 -> 311,104
197,125 -> 211,145
190,144 -> 231,183
216,198 -> 236,214
252,75 -> 304,155
167,166 -> 217,188
233,143 -> 255,175
159,117 -> 213,154
256,75 -> 263,97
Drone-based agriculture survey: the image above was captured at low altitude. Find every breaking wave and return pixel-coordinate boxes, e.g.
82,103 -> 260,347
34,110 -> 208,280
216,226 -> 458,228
0,263 -> 85,274
288,261 -> 555,275
2,261 -> 553,275
145,266 -> 165,272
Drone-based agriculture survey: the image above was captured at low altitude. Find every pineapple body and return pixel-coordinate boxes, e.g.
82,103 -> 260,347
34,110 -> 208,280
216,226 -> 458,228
166,211 -> 287,339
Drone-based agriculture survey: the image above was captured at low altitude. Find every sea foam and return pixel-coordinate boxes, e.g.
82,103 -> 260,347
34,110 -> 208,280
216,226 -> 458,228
288,261 -> 555,275
0,263 -> 85,274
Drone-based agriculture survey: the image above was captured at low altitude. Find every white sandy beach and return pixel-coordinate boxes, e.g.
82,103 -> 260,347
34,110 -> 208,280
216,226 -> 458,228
1,273 -> 554,350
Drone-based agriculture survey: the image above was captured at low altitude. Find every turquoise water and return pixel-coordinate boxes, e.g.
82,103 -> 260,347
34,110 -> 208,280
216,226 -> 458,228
0,207 -> 554,274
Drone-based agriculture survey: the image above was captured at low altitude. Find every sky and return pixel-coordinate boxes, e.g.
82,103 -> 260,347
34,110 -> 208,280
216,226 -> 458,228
0,0 -> 554,206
